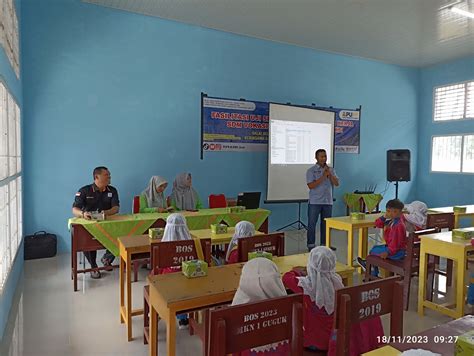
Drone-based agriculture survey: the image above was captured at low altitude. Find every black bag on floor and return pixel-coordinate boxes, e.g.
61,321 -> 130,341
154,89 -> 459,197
24,231 -> 57,260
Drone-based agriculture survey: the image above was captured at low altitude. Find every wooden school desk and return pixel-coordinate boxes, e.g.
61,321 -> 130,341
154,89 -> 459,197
418,231 -> 474,319
325,214 -> 380,269
363,315 -> 474,355
147,253 -> 355,356
118,235 -> 158,341
117,228 -> 264,341
362,345 -> 401,356
189,227 -> 263,245
69,208 -> 270,291
429,205 -> 474,229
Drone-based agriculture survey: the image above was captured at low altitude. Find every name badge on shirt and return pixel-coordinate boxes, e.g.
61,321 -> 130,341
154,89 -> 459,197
108,192 -> 113,198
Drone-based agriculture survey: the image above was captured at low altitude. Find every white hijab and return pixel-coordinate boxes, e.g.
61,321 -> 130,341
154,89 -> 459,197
162,213 -> 191,242
225,221 -> 256,262
142,176 -> 167,209
232,257 -> 287,305
232,258 -> 287,353
404,201 -> 428,229
297,246 -> 343,314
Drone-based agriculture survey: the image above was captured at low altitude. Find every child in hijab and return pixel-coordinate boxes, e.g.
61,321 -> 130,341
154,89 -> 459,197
158,213 -> 192,329
170,172 -> 203,211
158,213 -> 193,274
226,221 -> 256,264
282,246 -> 383,354
232,258 -> 290,355
282,246 -> 342,351
403,200 -> 428,233
139,176 -> 170,213
162,213 -> 192,242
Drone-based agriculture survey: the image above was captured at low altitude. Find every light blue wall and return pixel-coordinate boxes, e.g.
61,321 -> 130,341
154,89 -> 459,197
21,0 -> 419,252
0,0 -> 22,342
417,56 -> 474,208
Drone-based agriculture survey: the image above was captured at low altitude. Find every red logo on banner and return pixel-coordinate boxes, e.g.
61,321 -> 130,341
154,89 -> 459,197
209,144 -> 222,151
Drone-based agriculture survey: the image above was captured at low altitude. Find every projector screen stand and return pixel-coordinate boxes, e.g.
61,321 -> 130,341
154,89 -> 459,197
276,201 -> 308,231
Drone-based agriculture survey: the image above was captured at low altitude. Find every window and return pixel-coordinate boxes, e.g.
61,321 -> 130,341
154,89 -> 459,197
463,134 -> 474,173
433,81 -> 474,121
0,81 -> 21,291
467,82 -> 474,118
431,134 -> 474,173
0,0 -> 20,78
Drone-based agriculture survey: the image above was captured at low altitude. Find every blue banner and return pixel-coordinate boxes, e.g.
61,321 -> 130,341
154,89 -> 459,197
202,95 -> 360,153
202,97 -> 269,152
332,108 -> 361,154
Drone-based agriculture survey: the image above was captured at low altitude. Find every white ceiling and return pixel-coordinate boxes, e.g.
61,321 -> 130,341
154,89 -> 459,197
83,0 -> 474,67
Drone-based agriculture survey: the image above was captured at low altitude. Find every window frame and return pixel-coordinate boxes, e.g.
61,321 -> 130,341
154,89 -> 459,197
430,133 -> 474,174
432,80 -> 474,123
0,77 -> 21,292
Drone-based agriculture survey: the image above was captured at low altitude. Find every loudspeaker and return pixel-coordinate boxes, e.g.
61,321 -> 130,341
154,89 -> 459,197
387,149 -> 410,182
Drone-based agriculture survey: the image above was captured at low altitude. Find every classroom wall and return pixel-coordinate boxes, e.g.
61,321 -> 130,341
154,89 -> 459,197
21,0 -> 419,252
417,56 -> 474,208
0,0 -> 23,342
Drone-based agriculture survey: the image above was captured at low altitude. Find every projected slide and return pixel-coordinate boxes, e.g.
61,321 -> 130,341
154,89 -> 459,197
271,120 -> 332,165
267,103 -> 335,202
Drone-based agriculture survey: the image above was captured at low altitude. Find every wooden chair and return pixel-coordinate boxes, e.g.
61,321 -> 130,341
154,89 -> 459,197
237,233 -> 285,262
149,238 -> 212,275
131,252 -> 150,283
132,195 -> 140,214
426,212 -> 454,230
206,294 -> 304,356
208,194 -> 227,209
226,197 -> 237,207
190,233 -> 286,353
426,212 -> 455,287
143,238 -> 212,344
365,228 -> 440,310
129,196 -> 151,282
333,276 -> 403,356
143,285 -> 151,344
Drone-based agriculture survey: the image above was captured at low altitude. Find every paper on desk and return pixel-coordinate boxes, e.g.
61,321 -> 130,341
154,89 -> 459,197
401,350 -> 441,356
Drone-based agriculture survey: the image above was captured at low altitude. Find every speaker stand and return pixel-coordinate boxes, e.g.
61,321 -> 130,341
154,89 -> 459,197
395,181 -> 399,199
276,201 -> 308,231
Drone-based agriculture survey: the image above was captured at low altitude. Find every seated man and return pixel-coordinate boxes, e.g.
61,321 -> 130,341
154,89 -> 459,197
72,166 -> 119,279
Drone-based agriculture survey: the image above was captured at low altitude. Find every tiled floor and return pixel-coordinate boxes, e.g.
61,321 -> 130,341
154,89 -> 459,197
0,228 -> 469,355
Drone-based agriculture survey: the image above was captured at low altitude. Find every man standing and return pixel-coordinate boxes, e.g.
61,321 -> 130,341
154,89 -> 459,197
72,166 -> 120,279
306,149 -> 339,251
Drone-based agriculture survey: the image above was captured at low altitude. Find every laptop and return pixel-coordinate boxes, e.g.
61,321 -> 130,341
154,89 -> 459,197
236,192 -> 261,209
